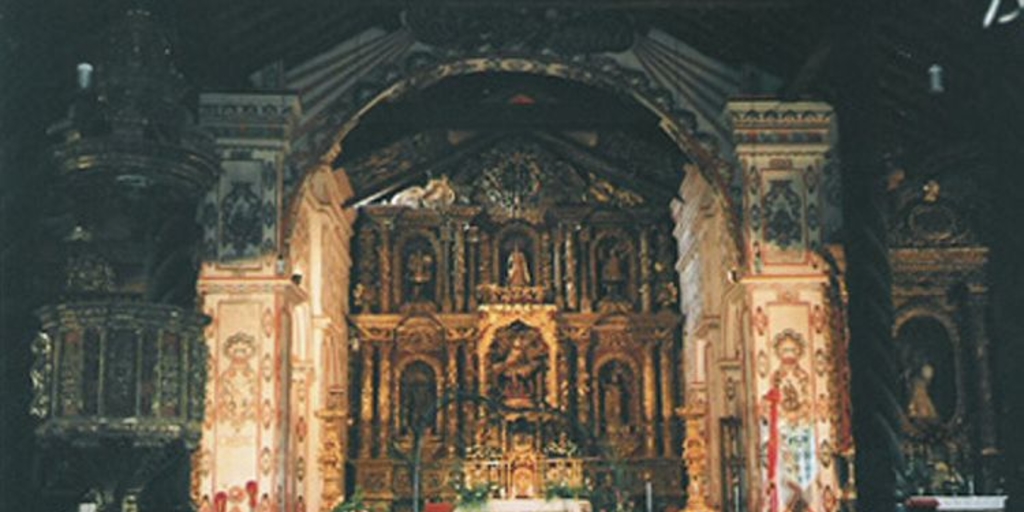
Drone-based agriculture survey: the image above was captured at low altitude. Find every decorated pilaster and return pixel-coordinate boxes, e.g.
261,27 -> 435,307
728,100 -> 844,512
193,91 -> 302,512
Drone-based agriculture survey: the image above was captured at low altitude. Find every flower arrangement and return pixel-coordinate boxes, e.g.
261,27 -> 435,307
544,482 -> 589,501
452,481 -> 499,510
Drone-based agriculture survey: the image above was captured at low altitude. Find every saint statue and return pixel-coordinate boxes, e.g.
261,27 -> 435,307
604,373 -> 625,431
907,363 -> 939,421
407,250 -> 433,300
601,244 -> 626,298
492,328 -> 545,405
507,246 -> 532,287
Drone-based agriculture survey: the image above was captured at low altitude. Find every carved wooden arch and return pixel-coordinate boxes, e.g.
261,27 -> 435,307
891,303 -> 966,433
588,312 -> 637,355
491,223 -> 543,287
588,227 -> 639,304
392,229 -> 444,306
395,355 -> 444,397
394,314 -> 447,351
304,55 -> 742,250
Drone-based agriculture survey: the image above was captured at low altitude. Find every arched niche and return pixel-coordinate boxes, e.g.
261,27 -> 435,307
589,229 -> 637,306
394,232 -> 442,306
493,224 -> 541,289
398,359 -> 440,435
593,358 -> 640,436
893,312 -> 962,430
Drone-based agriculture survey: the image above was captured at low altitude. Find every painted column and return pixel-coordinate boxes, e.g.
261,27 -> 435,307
194,92 -> 301,512
727,100 -> 843,512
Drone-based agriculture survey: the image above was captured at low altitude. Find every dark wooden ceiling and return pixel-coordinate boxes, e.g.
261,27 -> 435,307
1,0 -> 1022,178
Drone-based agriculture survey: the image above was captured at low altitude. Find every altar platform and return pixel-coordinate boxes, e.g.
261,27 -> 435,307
455,499 -> 592,512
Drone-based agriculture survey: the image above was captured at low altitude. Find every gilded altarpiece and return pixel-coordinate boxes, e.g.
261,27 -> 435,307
347,137 -> 683,510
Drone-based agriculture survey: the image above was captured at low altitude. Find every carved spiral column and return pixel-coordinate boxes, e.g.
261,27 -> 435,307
678,406 -> 713,512
640,229 -> 653,313
379,221 -> 394,313
579,227 -> 592,312
565,225 -> 579,311
359,347 -> 375,459
558,341 -> 571,411
454,224 -> 467,312
479,232 -> 492,289
554,225 -> 565,309
659,341 -> 675,458
467,227 -> 479,311
463,343 -> 479,445
576,338 -> 591,426
440,223 -> 454,313
378,344 -> 393,456
833,6 -> 902,509
643,343 -> 658,457
445,345 -> 459,456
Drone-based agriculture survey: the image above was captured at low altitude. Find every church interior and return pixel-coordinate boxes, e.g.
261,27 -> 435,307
1,1 -> 1023,512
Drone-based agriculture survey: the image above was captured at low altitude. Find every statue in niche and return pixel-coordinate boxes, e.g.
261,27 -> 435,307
907,362 -> 939,422
604,374 -> 625,430
600,242 -> 628,299
400,362 -> 438,434
406,249 -> 434,301
490,322 -> 546,406
599,362 -> 632,434
897,317 -> 957,424
506,245 -> 532,287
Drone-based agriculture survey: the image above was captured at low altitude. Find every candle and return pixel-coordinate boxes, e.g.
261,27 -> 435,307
646,481 -> 653,512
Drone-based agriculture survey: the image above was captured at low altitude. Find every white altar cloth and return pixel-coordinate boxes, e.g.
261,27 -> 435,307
457,499 -> 591,512
906,496 -> 1007,511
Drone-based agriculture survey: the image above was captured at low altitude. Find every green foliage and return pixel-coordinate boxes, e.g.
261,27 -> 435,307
544,482 -> 589,501
452,481 -> 498,510
332,488 -> 368,512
